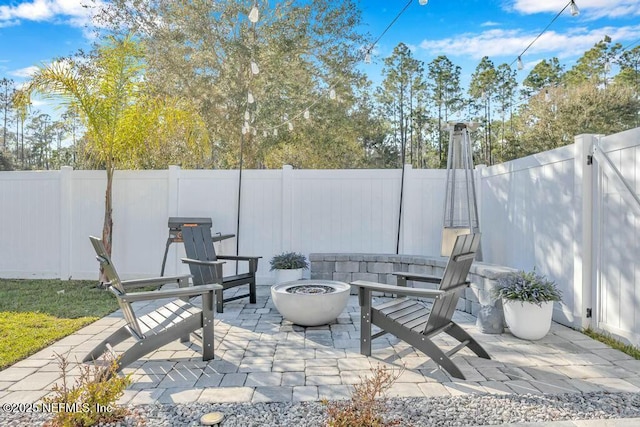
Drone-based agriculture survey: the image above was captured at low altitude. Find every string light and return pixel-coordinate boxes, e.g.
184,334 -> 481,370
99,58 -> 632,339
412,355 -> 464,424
250,61 -> 260,75
419,0 -> 428,5
247,92 -> 255,104
329,88 -> 336,100
517,56 -> 524,71
303,109 -> 310,119
570,0 -> 580,16
510,1 -> 580,72
288,122 -> 294,131
248,5 -> 259,23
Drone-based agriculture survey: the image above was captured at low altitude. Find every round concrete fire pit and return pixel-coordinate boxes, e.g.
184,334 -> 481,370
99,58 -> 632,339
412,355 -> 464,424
271,280 -> 350,326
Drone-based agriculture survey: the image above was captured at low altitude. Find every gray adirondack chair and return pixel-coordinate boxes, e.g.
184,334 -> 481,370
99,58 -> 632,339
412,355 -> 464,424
352,233 -> 489,380
180,223 -> 261,313
84,236 -> 222,372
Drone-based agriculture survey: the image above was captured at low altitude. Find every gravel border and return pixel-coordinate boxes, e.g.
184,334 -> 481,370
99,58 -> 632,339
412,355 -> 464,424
2,392 -> 640,426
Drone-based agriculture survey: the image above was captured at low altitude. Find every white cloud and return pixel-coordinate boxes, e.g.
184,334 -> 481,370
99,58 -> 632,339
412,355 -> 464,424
509,0 -> 640,19
0,0 -> 104,28
481,21 -> 501,27
9,65 -> 40,78
419,25 -> 640,61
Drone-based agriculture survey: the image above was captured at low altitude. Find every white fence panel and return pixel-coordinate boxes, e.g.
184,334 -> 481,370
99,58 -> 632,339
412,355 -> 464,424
0,171 -> 61,278
479,145 -> 580,327
594,127 -> 640,346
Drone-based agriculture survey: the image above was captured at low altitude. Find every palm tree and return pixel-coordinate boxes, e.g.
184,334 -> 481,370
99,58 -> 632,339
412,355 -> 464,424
14,35 -> 207,280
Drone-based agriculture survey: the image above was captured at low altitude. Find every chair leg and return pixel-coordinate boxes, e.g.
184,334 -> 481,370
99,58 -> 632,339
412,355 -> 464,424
249,279 -> 257,304
446,322 -> 491,359
82,326 -> 130,363
201,291 -> 215,361
216,288 -> 224,313
359,288 -> 373,356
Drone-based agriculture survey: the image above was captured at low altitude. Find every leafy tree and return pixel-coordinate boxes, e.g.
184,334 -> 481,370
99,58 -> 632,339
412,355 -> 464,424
427,55 -> 462,167
564,37 -> 622,87
95,0 -> 370,169
469,56 -> 498,165
14,35 -> 208,272
516,82 -> 639,155
376,43 -> 426,168
522,58 -> 564,97
615,45 -> 640,89
494,63 -> 517,163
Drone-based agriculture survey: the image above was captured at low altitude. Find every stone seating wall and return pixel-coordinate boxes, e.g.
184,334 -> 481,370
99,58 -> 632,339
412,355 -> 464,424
309,253 -> 518,317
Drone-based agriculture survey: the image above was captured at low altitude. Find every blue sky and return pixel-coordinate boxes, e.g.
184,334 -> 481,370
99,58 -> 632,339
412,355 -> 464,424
1,0 -> 640,114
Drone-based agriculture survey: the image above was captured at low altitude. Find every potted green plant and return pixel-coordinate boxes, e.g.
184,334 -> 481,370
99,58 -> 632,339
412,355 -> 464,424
495,269 -> 562,340
270,252 -> 309,284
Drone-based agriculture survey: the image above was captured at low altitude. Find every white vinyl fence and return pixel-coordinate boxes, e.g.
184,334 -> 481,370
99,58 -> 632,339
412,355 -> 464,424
2,126 -> 640,345
479,127 -> 640,346
0,165 -> 447,282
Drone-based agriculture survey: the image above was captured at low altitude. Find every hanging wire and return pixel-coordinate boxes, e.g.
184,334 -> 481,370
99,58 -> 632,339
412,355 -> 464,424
510,0 -> 577,70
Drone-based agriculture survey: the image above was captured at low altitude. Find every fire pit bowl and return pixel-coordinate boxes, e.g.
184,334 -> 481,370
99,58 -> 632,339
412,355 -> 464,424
270,280 -> 351,326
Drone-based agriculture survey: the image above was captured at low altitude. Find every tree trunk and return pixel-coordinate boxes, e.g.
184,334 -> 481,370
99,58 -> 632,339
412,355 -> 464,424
99,166 -> 114,286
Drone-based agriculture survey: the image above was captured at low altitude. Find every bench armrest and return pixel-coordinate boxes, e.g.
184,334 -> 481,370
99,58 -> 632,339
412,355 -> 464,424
116,284 -> 222,302
181,258 -> 226,267
121,274 -> 191,290
392,272 -> 442,284
351,280 -> 446,298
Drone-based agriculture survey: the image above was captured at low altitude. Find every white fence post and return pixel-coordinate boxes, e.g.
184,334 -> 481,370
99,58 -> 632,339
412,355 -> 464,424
400,164 -> 413,254
59,166 -> 73,280
168,165 -> 181,217
574,134 -> 596,329
281,165 -> 293,253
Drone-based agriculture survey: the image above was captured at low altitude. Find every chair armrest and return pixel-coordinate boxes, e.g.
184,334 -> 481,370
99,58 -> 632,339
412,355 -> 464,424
117,284 -> 222,302
217,255 -> 261,261
392,272 -> 442,284
181,258 -> 226,267
351,280 -> 448,298
211,233 -> 235,242
121,274 -> 192,290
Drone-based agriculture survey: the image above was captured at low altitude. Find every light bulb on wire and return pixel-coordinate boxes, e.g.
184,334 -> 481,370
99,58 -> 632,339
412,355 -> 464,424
303,109 -> 310,119
517,56 -> 524,71
569,0 -> 579,16
247,92 -> 255,104
251,61 -> 260,75
288,122 -> 294,131
244,110 -> 250,121
329,88 -> 336,100
273,128 -> 278,137
364,51 -> 371,64
248,5 -> 259,23
419,0 -> 428,5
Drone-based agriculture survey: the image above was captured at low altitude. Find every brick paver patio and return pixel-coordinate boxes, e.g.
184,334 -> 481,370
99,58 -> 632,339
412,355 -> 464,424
2,284 -> 640,410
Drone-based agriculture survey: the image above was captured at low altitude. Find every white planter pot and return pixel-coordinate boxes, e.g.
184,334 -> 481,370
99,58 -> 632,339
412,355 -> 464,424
502,299 -> 554,340
274,268 -> 304,284
271,280 -> 351,326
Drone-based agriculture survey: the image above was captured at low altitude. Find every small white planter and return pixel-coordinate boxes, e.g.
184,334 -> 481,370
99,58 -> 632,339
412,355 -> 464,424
502,299 -> 554,340
271,280 -> 350,326
274,268 -> 304,284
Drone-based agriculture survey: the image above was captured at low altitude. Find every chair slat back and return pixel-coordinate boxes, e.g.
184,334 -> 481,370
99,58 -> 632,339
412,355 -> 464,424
423,233 -> 480,335
181,224 -> 219,286
89,236 -> 144,338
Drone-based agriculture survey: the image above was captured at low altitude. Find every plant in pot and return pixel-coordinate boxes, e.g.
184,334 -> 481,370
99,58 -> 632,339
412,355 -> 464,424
495,270 -> 562,340
270,252 -> 309,284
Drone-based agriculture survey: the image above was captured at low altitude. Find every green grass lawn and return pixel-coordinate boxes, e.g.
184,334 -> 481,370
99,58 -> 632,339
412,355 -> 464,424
0,279 -> 119,370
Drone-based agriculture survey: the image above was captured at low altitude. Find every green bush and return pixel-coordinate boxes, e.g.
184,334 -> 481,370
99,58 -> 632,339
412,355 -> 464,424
269,252 -> 309,270
495,269 -> 562,306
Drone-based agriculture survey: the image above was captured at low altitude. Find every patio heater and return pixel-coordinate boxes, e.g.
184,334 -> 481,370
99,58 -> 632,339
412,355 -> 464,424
441,122 -> 481,258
